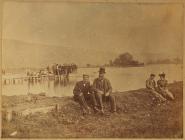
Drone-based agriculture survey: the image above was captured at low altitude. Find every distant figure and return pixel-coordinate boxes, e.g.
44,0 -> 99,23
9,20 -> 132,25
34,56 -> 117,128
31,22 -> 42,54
73,74 -> 99,115
61,65 -> 65,75
146,74 -> 166,102
157,72 -> 175,100
58,64 -> 61,75
56,64 -> 60,75
52,64 -> 57,75
2,69 -> 5,75
27,71 -> 30,76
46,66 -> 51,74
93,67 -> 116,114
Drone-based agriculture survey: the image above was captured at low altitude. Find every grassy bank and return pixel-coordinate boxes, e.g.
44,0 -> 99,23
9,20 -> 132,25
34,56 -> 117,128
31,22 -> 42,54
1,81 -> 183,138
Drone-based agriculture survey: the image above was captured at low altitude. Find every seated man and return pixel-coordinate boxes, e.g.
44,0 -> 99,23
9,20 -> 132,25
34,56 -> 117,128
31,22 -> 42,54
93,67 -> 116,114
73,74 -> 99,115
157,72 -> 175,100
146,73 -> 166,102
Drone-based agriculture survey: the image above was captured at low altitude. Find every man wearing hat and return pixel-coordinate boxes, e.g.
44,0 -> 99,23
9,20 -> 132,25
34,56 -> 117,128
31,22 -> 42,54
146,73 -> 166,102
73,74 -> 99,115
157,72 -> 175,100
93,67 -> 116,114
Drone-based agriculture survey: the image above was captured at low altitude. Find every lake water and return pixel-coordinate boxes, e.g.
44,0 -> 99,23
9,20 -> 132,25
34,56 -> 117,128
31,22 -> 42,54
2,64 -> 183,97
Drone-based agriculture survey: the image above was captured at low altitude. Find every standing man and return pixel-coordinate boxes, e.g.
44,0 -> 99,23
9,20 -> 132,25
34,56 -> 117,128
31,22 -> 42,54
52,63 -> 57,75
157,72 -> 175,100
73,74 -> 99,115
56,64 -> 60,76
93,67 -> 116,114
146,74 -> 166,102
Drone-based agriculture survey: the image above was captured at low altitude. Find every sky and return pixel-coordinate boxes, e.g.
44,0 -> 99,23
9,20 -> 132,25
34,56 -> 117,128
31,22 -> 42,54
2,1 -> 183,68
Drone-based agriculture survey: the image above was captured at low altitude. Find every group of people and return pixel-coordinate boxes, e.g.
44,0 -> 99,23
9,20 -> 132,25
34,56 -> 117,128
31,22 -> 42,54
73,67 -> 116,115
49,63 -> 78,75
26,64 -> 78,78
73,67 -> 175,116
146,72 -> 175,102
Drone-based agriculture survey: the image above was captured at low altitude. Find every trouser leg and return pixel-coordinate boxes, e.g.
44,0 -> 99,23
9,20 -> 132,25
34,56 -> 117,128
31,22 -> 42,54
158,89 -> 174,100
88,93 -> 98,107
150,90 -> 166,102
165,90 -> 175,100
95,92 -> 103,110
86,93 -> 100,113
75,95 -> 89,110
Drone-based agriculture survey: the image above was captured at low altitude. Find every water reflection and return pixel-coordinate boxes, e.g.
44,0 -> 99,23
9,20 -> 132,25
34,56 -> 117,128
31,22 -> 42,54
2,64 -> 183,97
25,75 -> 74,96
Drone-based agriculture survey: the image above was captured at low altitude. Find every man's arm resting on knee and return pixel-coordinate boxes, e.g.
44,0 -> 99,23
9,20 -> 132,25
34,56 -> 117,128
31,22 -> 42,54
73,82 -> 83,96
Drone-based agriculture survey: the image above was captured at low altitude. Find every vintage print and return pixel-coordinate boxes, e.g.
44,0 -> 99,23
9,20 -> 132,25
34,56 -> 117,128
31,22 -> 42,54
1,1 -> 183,138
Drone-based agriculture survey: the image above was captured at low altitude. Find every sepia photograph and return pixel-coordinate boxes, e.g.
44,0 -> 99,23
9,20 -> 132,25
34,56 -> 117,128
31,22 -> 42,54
1,0 -> 184,138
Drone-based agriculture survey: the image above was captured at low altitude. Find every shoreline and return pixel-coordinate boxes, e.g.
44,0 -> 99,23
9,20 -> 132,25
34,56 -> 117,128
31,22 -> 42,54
1,81 -> 183,138
2,80 -> 183,97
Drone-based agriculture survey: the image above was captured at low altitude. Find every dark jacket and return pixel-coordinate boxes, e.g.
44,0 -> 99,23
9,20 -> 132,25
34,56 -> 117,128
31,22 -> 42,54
146,78 -> 156,90
157,79 -> 168,90
93,78 -> 112,94
73,81 -> 92,96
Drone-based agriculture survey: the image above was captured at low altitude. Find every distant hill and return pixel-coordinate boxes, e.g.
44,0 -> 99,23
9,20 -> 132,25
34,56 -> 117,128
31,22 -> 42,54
146,58 -> 182,65
2,39 -> 117,68
2,39 -> 182,69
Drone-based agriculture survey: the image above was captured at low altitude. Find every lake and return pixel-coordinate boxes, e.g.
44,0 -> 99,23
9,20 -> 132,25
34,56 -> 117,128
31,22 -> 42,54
2,64 -> 183,97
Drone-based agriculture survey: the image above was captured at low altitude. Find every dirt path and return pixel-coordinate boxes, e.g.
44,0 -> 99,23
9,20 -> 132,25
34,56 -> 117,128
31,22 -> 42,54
1,82 -> 183,138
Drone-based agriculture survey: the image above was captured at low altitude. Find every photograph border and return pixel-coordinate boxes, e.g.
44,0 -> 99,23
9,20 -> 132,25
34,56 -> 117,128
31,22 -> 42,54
0,0 -> 184,139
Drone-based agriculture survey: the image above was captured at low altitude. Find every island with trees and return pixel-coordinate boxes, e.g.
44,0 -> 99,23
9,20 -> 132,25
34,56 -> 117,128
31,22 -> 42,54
108,52 -> 144,67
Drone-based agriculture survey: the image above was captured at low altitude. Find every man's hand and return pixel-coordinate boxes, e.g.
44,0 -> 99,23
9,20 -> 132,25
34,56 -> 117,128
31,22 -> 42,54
79,92 -> 83,96
151,87 -> 155,90
105,92 -> 110,97
98,90 -> 104,95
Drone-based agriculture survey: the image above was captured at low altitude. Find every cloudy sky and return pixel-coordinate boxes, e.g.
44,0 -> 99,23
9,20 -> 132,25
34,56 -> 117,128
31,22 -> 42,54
2,1 -> 183,68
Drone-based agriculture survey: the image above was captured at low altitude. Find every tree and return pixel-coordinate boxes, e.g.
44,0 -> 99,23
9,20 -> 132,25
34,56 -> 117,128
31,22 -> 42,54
112,52 -> 143,67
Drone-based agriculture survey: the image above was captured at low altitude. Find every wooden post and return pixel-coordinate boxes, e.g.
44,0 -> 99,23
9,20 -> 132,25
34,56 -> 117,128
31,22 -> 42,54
13,79 -> 15,84
4,79 -> 6,85
21,78 -> 23,84
6,109 -> 13,122
35,77 -> 38,83
55,104 -> 60,113
64,75 -> 67,86
38,77 -> 40,82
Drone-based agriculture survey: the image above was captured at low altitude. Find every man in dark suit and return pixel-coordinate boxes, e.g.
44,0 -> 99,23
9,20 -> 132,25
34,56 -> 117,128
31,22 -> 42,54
93,67 -> 116,114
73,74 -> 99,115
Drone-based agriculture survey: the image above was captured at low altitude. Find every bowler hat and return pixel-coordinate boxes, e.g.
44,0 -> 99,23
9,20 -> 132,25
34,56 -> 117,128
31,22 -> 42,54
159,72 -> 165,76
99,67 -> 106,74
150,73 -> 155,77
83,74 -> 89,77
